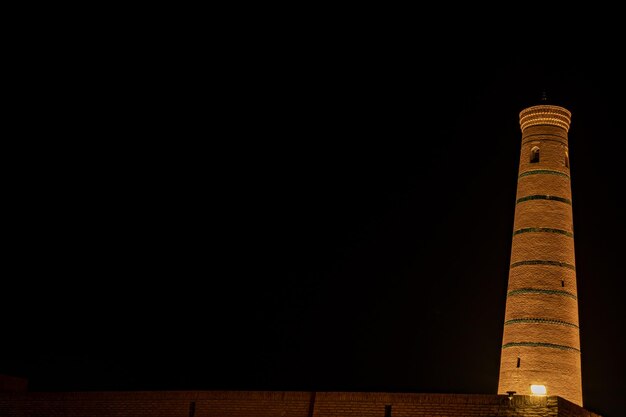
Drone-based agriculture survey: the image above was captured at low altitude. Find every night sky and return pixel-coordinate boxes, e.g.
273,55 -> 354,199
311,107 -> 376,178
3,35 -> 625,417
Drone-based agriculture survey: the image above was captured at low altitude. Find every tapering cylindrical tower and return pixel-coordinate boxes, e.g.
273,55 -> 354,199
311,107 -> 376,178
498,104 -> 582,405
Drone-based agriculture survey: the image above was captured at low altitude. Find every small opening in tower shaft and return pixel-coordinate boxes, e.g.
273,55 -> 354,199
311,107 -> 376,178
531,146 -> 540,163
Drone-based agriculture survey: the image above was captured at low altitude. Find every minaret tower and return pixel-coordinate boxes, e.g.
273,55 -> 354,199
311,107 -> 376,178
498,102 -> 583,406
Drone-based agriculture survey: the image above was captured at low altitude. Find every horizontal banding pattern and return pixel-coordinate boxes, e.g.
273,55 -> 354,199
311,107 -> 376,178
519,105 -> 572,132
504,318 -> 579,328
507,288 -> 577,299
517,195 -> 571,205
513,227 -> 573,237
510,260 -> 575,270
519,169 -> 570,179
502,341 -> 580,352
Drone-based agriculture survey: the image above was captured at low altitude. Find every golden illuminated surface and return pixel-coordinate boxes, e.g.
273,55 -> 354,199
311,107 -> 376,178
498,106 -> 582,406
520,105 -> 572,132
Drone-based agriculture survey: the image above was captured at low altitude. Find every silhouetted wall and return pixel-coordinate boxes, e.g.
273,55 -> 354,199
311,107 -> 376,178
0,391 -> 602,416
0,375 -> 28,393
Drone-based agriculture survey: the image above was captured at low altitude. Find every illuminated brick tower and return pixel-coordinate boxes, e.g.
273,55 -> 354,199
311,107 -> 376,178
498,103 -> 582,406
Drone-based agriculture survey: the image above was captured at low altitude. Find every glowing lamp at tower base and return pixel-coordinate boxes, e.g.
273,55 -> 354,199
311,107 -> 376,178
530,385 -> 547,396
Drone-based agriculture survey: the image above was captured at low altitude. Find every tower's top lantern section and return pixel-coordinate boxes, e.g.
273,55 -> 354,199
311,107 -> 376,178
519,104 -> 572,132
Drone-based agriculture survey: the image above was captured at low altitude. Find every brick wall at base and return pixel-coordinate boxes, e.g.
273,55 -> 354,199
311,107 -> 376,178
0,391 -> 602,417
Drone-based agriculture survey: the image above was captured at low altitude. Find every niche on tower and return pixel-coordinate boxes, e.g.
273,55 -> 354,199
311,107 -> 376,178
530,146 -> 540,163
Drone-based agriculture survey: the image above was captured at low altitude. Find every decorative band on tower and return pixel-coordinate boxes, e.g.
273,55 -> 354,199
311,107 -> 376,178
519,105 -> 572,132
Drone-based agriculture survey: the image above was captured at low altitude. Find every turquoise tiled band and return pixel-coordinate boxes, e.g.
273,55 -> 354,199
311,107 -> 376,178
510,260 -> 576,270
502,341 -> 580,352
519,169 -> 570,179
504,318 -> 579,328
513,228 -> 573,238
507,288 -> 577,300
517,195 -> 571,205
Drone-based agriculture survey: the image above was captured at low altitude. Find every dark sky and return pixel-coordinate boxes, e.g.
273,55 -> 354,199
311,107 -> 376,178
3,33 -> 625,417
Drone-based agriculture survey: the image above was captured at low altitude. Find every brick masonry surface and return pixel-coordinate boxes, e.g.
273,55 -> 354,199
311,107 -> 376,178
499,108 -> 583,406
0,391 -> 603,417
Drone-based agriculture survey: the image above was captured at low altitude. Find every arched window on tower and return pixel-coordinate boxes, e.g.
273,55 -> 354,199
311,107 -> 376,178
565,151 -> 569,168
530,146 -> 540,163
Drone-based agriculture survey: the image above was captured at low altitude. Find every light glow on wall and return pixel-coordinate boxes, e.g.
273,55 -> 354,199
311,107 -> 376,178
530,385 -> 547,395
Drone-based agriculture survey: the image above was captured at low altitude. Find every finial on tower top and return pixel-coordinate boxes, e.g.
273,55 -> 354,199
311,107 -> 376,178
541,90 -> 548,101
